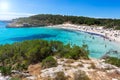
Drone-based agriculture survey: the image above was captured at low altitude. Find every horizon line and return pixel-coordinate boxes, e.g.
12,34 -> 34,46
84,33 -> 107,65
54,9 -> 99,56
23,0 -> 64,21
0,13 -> 120,21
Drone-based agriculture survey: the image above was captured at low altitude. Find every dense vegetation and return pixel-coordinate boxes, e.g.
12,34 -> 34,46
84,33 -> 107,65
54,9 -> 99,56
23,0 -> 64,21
0,66 -> 11,76
13,14 -> 120,29
105,57 -> 120,67
0,40 -> 89,74
41,56 -> 58,69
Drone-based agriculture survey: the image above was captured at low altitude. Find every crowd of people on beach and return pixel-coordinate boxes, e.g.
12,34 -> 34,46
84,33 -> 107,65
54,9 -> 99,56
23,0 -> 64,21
79,26 -> 120,42
54,23 -> 120,43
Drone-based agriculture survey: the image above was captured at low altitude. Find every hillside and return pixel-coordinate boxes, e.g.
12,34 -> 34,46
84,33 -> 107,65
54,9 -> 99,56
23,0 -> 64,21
7,14 -> 120,29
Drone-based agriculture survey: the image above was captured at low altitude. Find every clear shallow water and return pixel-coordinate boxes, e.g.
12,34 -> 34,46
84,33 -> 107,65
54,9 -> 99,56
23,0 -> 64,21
0,22 -> 120,58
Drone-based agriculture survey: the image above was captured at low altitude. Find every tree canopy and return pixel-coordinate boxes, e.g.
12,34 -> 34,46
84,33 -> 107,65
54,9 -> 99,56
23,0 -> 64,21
13,14 -> 120,29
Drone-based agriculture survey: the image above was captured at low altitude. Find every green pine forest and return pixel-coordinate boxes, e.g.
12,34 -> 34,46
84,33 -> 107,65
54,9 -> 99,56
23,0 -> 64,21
14,14 -> 120,29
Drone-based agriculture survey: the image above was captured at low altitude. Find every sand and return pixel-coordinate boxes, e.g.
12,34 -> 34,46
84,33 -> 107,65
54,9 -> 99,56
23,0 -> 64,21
48,23 -> 120,43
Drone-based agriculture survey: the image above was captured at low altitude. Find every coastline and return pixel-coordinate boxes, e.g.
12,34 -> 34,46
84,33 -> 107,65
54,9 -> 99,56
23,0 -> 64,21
48,23 -> 120,43
2,22 -> 120,80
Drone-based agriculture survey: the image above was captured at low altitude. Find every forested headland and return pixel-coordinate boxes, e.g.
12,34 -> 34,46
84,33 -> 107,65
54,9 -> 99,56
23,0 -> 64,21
8,14 -> 120,29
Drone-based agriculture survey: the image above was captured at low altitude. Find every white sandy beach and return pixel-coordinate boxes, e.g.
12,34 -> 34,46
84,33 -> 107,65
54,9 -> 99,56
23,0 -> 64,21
49,23 -> 120,43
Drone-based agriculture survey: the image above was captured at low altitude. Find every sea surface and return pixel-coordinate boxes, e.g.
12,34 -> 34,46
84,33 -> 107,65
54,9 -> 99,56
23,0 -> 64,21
0,21 -> 120,58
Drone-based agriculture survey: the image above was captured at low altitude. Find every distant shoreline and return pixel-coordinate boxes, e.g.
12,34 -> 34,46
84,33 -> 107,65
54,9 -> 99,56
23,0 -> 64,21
48,23 -> 120,43
6,21 -> 120,43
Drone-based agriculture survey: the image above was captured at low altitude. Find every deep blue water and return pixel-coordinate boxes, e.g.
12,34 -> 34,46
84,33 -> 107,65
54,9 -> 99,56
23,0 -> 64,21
0,21 -> 120,58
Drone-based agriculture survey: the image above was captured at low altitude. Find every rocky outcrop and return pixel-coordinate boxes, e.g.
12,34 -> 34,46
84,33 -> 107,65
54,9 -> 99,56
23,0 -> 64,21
25,58 -> 120,80
6,22 -> 32,28
9,58 -> 120,80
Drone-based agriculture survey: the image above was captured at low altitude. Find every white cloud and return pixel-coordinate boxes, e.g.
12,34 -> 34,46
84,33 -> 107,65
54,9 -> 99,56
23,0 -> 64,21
0,12 -> 35,20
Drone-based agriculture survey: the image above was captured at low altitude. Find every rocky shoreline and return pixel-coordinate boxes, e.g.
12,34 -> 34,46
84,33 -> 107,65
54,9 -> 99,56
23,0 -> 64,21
3,58 -> 119,80
6,22 -> 34,28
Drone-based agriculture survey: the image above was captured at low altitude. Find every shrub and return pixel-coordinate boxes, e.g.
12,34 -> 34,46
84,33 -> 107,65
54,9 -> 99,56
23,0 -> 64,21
65,59 -> 75,63
10,77 -> 21,80
41,56 -> 58,69
0,66 -> 12,76
63,45 -> 89,60
115,26 -> 120,30
54,71 -> 67,80
105,57 -> 120,67
90,63 -> 96,69
74,70 -> 90,80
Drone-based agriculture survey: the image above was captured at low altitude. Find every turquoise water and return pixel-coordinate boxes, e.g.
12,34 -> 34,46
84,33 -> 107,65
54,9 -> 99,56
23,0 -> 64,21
0,22 -> 120,58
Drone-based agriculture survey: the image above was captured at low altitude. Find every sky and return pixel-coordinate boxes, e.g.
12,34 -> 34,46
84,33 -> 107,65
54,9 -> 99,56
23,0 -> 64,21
0,0 -> 120,20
